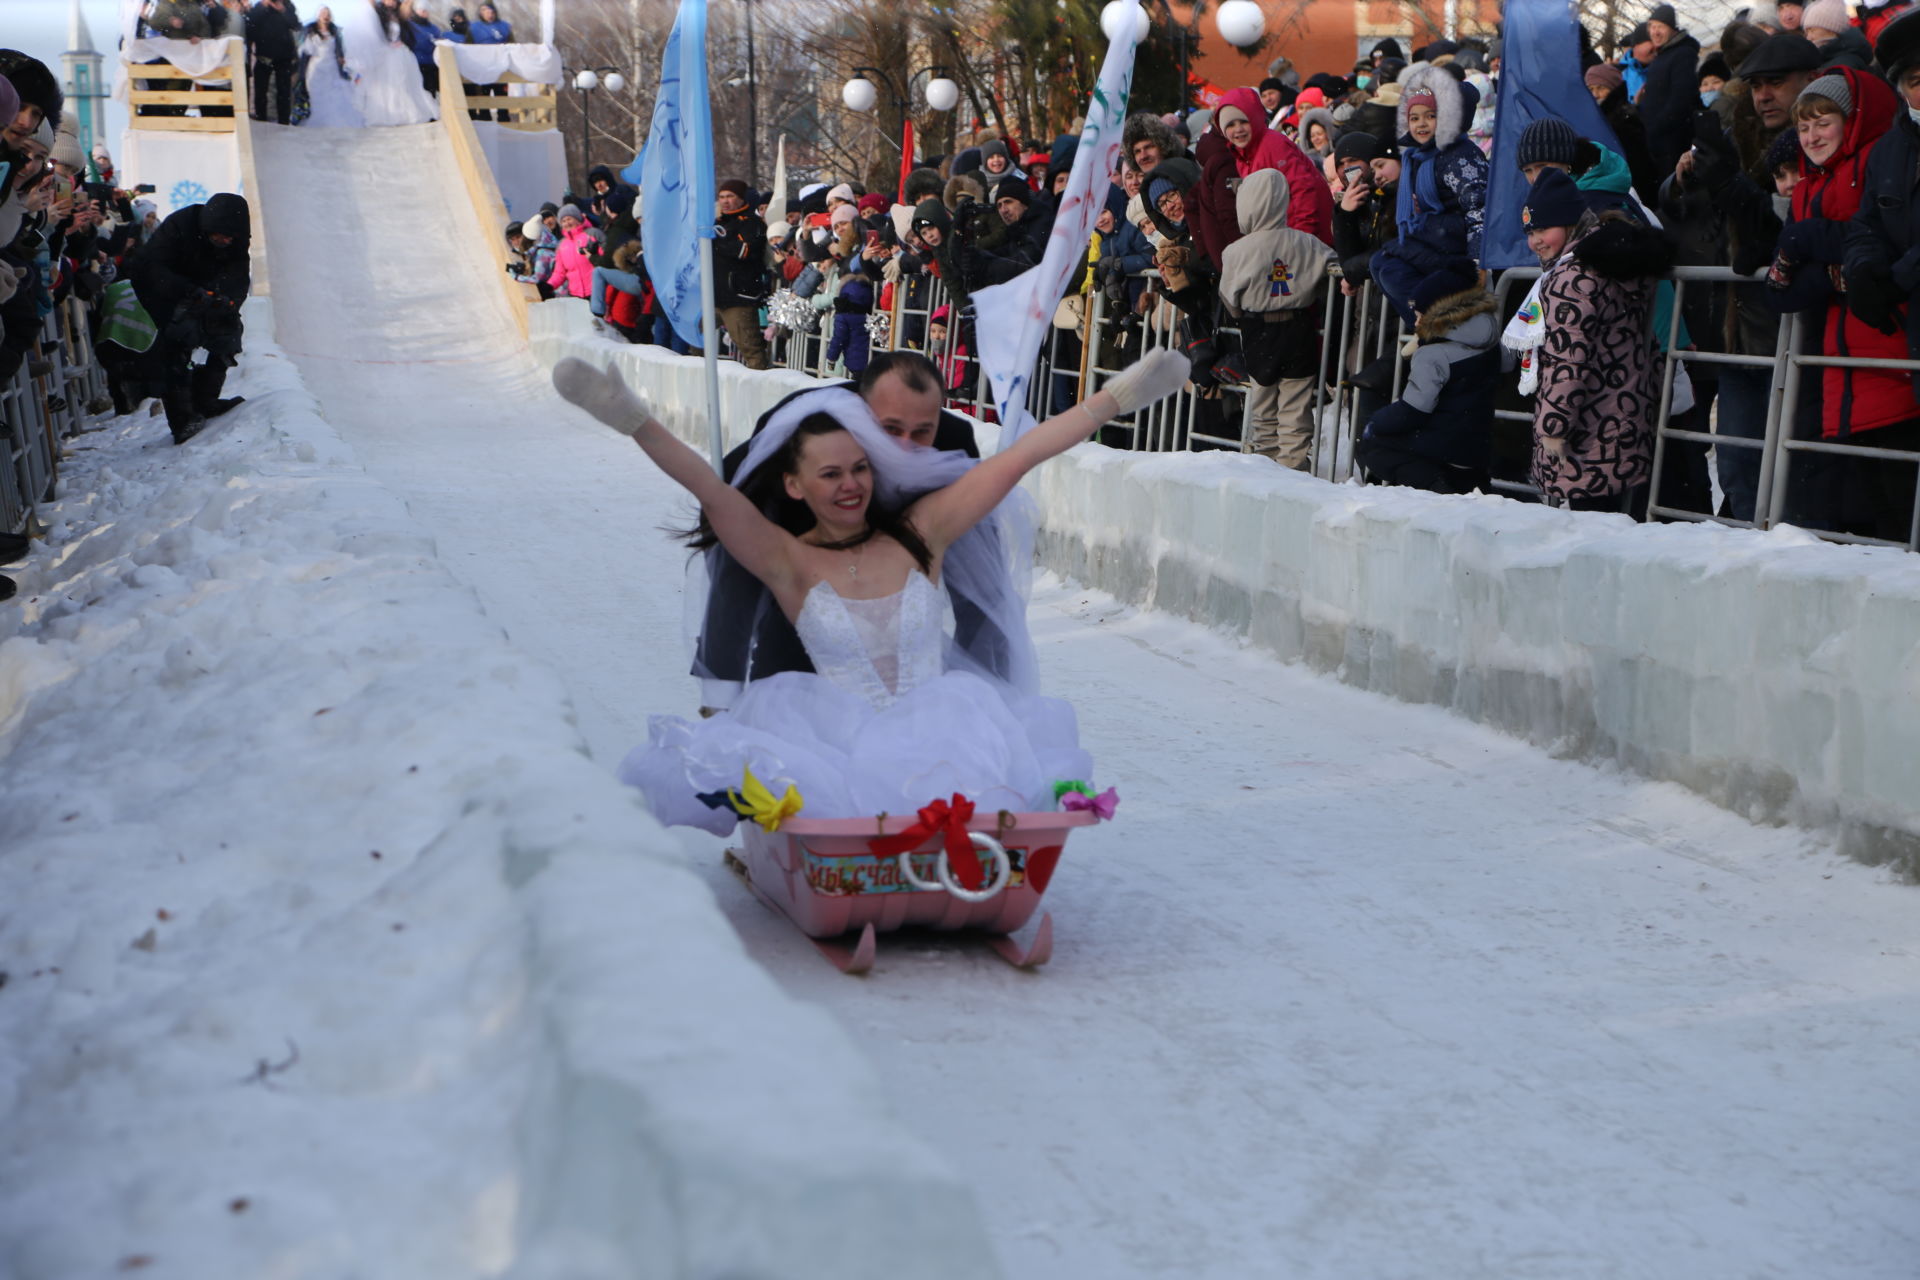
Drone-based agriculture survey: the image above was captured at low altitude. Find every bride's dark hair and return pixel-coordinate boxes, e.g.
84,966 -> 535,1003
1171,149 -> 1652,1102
682,413 -> 933,572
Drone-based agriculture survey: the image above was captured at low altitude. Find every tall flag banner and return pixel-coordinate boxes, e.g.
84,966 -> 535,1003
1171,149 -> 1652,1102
1483,0 -> 1624,269
624,0 -> 715,345
770,134 -> 789,229
971,33 -> 1137,446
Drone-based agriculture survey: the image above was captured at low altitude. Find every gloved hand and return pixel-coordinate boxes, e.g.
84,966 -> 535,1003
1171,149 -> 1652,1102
1104,348 -> 1192,414
1845,265 -> 1905,336
551,357 -> 655,435
1689,112 -> 1740,194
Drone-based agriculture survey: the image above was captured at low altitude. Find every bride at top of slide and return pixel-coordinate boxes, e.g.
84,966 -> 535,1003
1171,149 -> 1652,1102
549,349 -> 1193,835
333,0 -> 437,126
298,8 -> 365,128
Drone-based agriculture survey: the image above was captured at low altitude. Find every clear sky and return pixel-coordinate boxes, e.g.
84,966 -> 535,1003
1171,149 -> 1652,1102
11,0 -> 136,163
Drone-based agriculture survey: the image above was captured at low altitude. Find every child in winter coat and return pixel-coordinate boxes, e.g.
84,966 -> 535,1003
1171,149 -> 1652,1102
1522,168 -> 1674,510
1356,256 -> 1500,493
522,214 -> 558,299
545,204 -> 601,299
824,271 -> 874,375
1217,168 -> 1336,468
1370,63 -> 1489,327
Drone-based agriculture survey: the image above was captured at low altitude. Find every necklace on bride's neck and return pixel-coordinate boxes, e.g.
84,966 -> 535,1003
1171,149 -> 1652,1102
845,539 -> 865,580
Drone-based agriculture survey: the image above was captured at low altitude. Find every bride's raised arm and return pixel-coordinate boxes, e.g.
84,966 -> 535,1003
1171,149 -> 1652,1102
552,358 -> 804,598
908,348 -> 1191,555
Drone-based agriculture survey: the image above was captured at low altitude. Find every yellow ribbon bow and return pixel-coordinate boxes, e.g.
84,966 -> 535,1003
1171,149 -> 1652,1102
728,765 -> 804,833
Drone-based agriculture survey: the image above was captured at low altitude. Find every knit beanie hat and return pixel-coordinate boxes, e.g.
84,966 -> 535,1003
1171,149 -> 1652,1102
825,182 -> 854,204
718,177 -> 752,201
1799,71 -> 1853,114
1516,117 -> 1583,169
50,117 -> 84,170
557,202 -> 584,221
1402,85 -> 1438,110
766,219 -> 792,241
1215,102 -> 1251,130
1800,0 -> 1848,31
1409,256 -> 1482,313
980,139 -> 1011,167
1699,52 -> 1732,82
1333,131 -> 1384,163
1585,62 -> 1625,92
1522,167 -> 1587,230
829,201 -> 857,226
1649,3 -> 1678,26
992,175 -> 1032,206
1763,126 -> 1803,173
856,192 -> 889,215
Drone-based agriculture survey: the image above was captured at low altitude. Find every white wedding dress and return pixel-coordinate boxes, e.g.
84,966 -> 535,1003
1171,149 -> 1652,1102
334,5 -> 437,126
300,31 -> 366,128
621,571 -> 1091,835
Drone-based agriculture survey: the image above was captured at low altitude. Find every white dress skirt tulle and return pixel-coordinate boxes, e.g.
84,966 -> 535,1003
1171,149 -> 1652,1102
621,572 -> 1091,835
300,33 -> 366,128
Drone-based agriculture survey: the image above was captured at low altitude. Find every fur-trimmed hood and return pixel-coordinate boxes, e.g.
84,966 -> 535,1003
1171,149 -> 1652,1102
943,173 -> 986,208
1297,107 -> 1340,153
1570,216 -> 1675,281
1395,62 -> 1474,149
1414,283 -> 1496,340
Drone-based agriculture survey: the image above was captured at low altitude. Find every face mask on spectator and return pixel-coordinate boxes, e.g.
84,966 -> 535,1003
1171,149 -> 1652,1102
1771,193 -> 1791,219
1701,89 -> 1722,106
1911,105 -> 1920,126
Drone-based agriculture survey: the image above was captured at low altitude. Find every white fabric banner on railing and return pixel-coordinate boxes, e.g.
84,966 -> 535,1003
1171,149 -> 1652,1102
115,37 -> 242,101
444,42 -> 563,86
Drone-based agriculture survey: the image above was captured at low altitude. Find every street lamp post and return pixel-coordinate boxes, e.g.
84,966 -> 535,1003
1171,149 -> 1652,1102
569,65 -> 628,191
841,64 -> 960,195
741,0 -> 759,186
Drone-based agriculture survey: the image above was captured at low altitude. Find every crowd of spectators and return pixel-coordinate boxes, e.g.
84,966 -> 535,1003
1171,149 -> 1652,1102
539,4 -> 1920,547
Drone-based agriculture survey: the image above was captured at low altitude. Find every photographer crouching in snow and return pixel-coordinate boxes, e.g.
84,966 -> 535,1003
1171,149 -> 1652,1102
104,192 -> 252,443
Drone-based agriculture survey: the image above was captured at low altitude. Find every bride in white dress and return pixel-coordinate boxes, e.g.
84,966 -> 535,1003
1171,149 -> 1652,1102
550,350 -> 1192,835
299,9 -> 366,128
333,0 -> 437,126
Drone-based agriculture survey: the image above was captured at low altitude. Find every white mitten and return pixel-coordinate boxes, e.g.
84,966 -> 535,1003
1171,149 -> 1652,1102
1104,348 -> 1192,415
552,357 -> 653,436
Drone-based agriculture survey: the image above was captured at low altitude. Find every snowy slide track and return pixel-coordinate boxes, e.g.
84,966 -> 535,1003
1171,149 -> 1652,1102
0,126 -> 1001,1279
240,123 -> 1920,1277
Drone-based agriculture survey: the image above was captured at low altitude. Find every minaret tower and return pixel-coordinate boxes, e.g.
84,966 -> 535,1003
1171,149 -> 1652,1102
62,0 -> 107,166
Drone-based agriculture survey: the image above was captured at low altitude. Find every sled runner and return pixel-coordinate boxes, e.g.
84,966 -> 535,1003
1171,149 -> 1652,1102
729,801 -> 1098,974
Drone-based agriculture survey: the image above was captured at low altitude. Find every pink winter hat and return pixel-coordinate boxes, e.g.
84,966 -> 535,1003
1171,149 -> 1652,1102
1800,0 -> 1849,31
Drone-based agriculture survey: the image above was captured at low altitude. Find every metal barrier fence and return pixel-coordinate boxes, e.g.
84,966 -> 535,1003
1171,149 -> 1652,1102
707,255 -> 1920,554
2,297 -> 113,538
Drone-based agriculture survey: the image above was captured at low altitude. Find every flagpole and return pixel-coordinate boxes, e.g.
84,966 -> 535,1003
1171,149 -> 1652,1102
699,238 -> 724,470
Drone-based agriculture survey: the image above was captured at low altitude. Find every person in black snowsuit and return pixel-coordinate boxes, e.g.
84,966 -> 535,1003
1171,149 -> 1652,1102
246,0 -> 303,125
123,193 -> 252,442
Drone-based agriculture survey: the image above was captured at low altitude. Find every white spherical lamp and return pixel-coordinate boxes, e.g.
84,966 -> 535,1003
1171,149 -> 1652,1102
603,72 -> 627,92
1100,0 -> 1148,44
1215,0 -> 1266,47
924,76 -> 960,112
573,68 -> 600,91
841,76 -> 878,112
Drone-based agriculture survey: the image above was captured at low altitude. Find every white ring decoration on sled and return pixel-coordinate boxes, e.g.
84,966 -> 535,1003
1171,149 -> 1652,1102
898,832 -> 1011,902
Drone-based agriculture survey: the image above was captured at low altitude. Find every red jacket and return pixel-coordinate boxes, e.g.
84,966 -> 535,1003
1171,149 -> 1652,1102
1792,65 -> 1910,438
1216,86 -> 1333,246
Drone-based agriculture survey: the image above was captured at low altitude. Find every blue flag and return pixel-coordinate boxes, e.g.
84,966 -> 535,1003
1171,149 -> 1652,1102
1483,0 -> 1625,269
625,0 -> 715,346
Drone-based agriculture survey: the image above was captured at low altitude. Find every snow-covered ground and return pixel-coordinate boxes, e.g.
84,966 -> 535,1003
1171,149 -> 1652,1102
5,121 -> 1914,1278
0,307 -> 998,1280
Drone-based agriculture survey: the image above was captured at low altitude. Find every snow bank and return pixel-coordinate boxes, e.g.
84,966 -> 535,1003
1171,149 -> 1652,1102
0,300 -> 999,1279
533,302 -> 1920,877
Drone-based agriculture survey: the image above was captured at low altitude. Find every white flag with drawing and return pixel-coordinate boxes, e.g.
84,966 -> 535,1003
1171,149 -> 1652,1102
969,31 -> 1138,446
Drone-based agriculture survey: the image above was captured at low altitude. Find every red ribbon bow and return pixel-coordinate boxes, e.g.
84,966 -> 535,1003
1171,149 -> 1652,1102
868,794 -> 982,889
